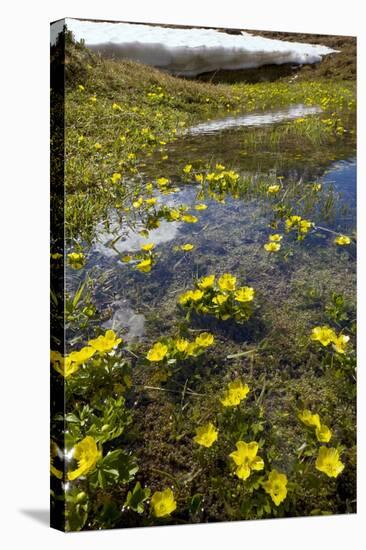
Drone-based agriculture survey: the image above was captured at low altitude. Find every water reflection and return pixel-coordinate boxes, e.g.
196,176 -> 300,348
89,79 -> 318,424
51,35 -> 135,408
102,299 -> 145,341
188,104 -> 321,135
93,189 -> 199,258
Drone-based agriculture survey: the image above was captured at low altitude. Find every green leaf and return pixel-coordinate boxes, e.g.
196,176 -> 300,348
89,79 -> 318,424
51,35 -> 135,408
124,482 -> 151,514
65,489 -> 89,532
91,450 -> 138,489
189,493 -> 203,515
72,281 -> 86,309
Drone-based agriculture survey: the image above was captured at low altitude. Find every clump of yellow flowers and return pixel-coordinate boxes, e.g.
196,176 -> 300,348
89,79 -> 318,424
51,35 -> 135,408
310,325 -> 350,355
182,163 -> 241,203
146,332 -> 215,363
121,242 -> 157,273
150,488 -> 177,517
285,215 -> 314,240
178,273 -> 255,323
298,409 -> 332,443
51,329 -> 122,378
264,233 -> 283,252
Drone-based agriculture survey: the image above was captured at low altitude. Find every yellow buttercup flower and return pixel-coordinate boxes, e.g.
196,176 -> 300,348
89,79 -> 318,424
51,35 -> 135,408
269,234 -> 283,242
147,342 -> 168,362
93,142 -> 102,150
190,289 -> 204,301
264,242 -> 281,252
175,338 -> 189,353
112,102 -> 122,111
136,258 -> 152,273
181,214 -> 198,223
194,422 -> 218,448
218,273 -> 237,291
229,441 -> 264,480
183,164 -> 192,174
267,184 -> 280,194
150,488 -> 176,518
334,235 -> 351,246
68,346 -> 96,365
67,436 -> 102,481
194,204 -> 208,211
234,286 -> 255,303
186,342 -> 200,357
262,470 -> 288,506
212,294 -> 229,306
215,163 -> 225,170
285,215 -> 302,230
310,325 -> 336,347
78,84 -> 85,91
195,332 -> 214,347
315,447 -> 344,478
88,330 -> 122,353
315,424 -> 332,443
157,177 -> 169,187
141,242 -> 155,251
221,379 -> 250,407
332,334 -> 350,354
67,252 -> 85,269
51,347 -> 95,378
169,209 -> 181,221
198,275 -> 215,289
195,174 -> 204,183
298,409 -> 321,430
180,243 -> 194,251
299,219 -> 313,233
145,197 -> 157,205
178,291 -> 194,305
111,172 -> 121,183
132,196 -> 143,209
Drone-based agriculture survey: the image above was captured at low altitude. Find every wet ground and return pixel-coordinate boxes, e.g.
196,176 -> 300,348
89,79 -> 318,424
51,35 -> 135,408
65,104 -> 356,346
67,105 -> 356,350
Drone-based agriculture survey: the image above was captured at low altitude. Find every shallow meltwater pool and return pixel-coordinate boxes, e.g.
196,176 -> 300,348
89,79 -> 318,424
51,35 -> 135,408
65,106 -> 356,345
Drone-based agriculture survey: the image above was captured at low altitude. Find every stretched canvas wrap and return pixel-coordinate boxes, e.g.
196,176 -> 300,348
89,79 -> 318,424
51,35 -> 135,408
50,18 -> 356,531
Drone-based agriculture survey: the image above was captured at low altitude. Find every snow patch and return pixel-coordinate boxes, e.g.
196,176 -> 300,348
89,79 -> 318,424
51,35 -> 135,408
53,19 -> 337,77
